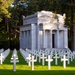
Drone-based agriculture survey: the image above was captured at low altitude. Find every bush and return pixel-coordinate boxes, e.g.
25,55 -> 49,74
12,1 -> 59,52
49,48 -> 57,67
11,38 -> 20,50
68,38 -> 72,49
0,40 -> 9,49
0,38 -> 20,50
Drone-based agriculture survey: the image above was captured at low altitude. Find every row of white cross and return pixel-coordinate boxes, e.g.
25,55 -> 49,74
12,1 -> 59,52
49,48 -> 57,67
0,48 -> 75,71
20,48 -> 75,70
20,49 -> 36,70
20,49 -> 31,66
0,49 -> 10,64
0,48 -> 19,72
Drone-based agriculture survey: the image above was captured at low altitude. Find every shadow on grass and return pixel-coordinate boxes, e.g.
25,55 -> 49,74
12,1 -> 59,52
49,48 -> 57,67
0,69 -> 75,75
67,59 -> 75,67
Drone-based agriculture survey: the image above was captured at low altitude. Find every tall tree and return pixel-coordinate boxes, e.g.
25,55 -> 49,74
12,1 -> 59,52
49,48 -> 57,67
0,0 -> 12,37
61,0 -> 75,50
0,0 -> 12,22
8,0 -> 27,39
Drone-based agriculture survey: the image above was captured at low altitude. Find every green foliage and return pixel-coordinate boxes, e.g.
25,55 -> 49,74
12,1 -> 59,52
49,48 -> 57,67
0,0 -> 12,22
0,38 -> 19,50
0,40 -> 9,49
12,38 -> 20,50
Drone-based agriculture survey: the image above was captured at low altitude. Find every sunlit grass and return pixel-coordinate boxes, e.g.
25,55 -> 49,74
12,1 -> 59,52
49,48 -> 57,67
0,63 -> 75,71
0,51 -> 75,75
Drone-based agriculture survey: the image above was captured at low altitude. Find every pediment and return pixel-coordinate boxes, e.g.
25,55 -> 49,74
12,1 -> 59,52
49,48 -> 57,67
38,11 -> 65,25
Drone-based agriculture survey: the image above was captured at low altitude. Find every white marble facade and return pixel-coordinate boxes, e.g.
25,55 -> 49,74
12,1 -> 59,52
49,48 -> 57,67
20,11 -> 68,50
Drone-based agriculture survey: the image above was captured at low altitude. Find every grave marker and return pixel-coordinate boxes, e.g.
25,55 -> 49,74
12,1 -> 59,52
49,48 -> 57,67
61,55 -> 68,68
70,52 -> 73,61
66,52 -> 70,64
26,54 -> 31,66
40,53 -> 46,66
46,55 -> 53,69
30,55 -> 36,70
11,54 -> 19,72
0,49 -> 4,53
0,53 -> 4,64
53,53 -> 60,65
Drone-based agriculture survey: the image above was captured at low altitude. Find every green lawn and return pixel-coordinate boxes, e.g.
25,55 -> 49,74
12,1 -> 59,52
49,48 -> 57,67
0,51 -> 75,75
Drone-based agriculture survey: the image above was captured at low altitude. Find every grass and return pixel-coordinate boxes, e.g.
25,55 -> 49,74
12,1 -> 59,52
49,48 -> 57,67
0,51 -> 75,75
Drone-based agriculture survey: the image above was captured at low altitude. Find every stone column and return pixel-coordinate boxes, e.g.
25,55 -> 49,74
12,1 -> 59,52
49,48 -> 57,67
37,24 -> 40,50
24,31 -> 26,49
57,29 -> 59,48
50,30 -> 52,48
27,30 -> 28,48
21,31 -> 24,48
29,30 -> 31,49
20,31 -> 22,48
31,24 -> 36,50
22,31 -> 24,48
42,30 -> 45,48
25,31 -> 26,48
64,29 -> 68,48
28,30 -> 31,49
28,30 -> 29,49
25,31 -> 27,48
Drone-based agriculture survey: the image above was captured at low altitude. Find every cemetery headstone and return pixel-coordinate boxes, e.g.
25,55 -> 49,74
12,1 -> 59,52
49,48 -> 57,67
30,55 -> 36,70
0,53 -> 4,64
11,54 -> 19,72
53,53 -> 60,65
61,54 -> 68,68
26,54 -> 31,66
40,53 -> 46,66
46,55 -> 53,69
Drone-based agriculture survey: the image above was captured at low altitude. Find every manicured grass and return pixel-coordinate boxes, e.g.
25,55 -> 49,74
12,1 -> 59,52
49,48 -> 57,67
0,51 -> 75,75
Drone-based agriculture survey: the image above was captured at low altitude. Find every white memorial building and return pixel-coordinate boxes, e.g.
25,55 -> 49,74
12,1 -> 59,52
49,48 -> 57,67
20,11 -> 68,50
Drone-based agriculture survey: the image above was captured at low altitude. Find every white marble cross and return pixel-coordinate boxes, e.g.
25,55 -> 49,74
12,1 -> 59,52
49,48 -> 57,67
38,51 -> 41,63
26,54 -> 31,66
61,54 -> 68,68
73,51 -> 75,59
30,55 -> 36,70
53,53 -> 60,65
0,53 -> 4,64
40,53 -> 46,66
0,49 -> 4,53
46,55 -> 53,69
66,52 -> 70,64
70,52 -> 73,61
11,54 -> 19,72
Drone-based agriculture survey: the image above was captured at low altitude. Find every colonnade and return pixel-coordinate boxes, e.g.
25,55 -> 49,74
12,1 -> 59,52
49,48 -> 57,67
20,24 -> 68,50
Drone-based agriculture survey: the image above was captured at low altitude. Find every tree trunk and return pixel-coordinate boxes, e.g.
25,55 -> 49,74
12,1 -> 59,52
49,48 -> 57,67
70,1 -> 74,51
5,17 -> 9,33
